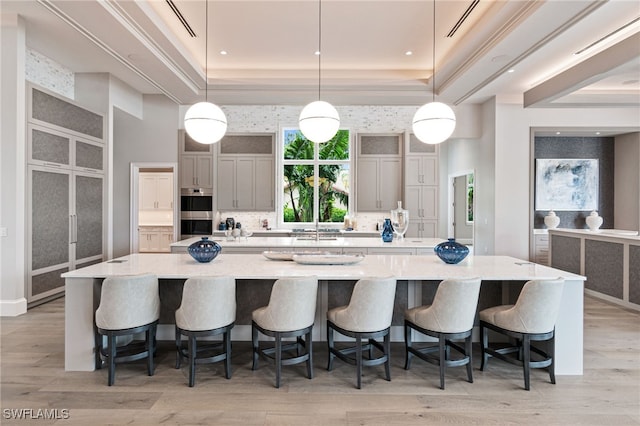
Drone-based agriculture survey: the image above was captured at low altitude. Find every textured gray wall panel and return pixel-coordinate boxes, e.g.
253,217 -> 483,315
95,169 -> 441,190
32,170 -> 69,269
75,175 -> 103,259
220,135 -> 274,154
360,135 -> 400,155
76,141 -> 103,170
551,235 -> 581,274
629,245 -> 640,305
32,267 -> 67,295
32,89 -> 103,139
585,240 -> 623,298
32,128 -> 70,165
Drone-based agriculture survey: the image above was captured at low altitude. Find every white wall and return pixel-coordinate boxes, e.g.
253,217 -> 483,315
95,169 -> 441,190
113,95 -> 178,257
0,14 -> 27,316
493,102 -> 640,259
614,132 -> 640,231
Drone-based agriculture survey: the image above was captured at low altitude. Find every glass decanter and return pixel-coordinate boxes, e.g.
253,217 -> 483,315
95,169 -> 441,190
390,201 -> 409,240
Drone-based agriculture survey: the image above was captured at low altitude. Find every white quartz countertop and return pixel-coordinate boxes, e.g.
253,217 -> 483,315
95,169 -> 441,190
62,253 -> 585,281
172,236 -> 444,250
548,228 -> 639,240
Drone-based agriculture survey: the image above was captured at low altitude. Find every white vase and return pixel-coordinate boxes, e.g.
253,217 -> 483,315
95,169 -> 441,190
586,211 -> 603,231
544,210 -> 560,229
390,201 -> 409,239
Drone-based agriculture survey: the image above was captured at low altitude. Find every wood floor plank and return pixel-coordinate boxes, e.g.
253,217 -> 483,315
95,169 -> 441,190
1,295 -> 639,425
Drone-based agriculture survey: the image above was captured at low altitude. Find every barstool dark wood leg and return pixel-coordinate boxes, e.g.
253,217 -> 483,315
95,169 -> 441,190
384,332 -> 391,382
188,335 -> 196,387
275,334 -> 282,388
327,323 -> 335,371
523,335 -> 531,391
306,330 -> 313,379
95,331 -> 102,370
355,335 -> 362,389
480,324 -> 488,371
438,335 -> 446,390
252,325 -> 259,371
224,331 -> 232,379
147,325 -> 155,377
175,326 -> 182,369
404,323 -> 413,370
465,334 -> 474,383
107,334 -> 116,386
549,333 -> 556,384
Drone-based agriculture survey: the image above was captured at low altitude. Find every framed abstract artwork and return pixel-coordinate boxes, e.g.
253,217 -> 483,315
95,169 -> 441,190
535,159 -> 598,211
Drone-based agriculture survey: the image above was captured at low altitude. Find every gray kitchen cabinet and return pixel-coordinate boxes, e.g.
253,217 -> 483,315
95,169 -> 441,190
405,133 -> 439,238
356,134 -> 402,212
217,157 -> 274,211
216,134 -> 275,211
179,130 -> 214,189
26,83 -> 105,305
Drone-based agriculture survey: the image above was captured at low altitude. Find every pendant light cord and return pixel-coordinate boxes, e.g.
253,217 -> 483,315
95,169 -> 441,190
205,0 -> 209,103
432,0 -> 436,103
318,0 -> 322,101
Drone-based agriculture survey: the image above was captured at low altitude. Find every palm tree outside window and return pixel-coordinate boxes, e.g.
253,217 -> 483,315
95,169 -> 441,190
282,129 -> 350,225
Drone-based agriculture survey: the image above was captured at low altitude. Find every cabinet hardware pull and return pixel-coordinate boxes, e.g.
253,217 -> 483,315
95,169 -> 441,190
44,162 -> 62,167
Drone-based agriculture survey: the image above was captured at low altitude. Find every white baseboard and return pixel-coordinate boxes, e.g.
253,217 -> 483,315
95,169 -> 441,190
0,298 -> 28,316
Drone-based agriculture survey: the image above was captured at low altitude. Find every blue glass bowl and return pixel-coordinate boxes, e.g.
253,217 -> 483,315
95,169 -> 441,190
434,238 -> 469,264
188,237 -> 221,263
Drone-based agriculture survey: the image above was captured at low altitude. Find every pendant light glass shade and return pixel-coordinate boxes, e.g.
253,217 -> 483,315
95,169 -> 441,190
184,101 -> 228,144
299,100 -> 340,143
412,101 -> 456,144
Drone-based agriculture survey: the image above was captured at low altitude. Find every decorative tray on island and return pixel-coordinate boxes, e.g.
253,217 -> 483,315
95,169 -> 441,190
262,250 -> 329,261
292,253 -> 365,265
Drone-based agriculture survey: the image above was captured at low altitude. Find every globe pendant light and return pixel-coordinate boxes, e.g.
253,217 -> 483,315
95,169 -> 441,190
184,0 -> 227,144
412,0 -> 456,145
299,0 -> 340,143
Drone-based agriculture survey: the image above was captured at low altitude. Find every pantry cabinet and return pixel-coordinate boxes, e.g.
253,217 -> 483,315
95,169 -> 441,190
26,84 -> 105,305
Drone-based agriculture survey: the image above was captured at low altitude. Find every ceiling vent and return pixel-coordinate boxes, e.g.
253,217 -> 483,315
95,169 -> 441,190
447,0 -> 480,38
166,0 -> 197,38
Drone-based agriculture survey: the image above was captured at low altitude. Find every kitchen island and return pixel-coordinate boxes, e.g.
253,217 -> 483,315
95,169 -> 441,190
62,253 -> 584,375
549,228 -> 639,310
171,236 -> 445,255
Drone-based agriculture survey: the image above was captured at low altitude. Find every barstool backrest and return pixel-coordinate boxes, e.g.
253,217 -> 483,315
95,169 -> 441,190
496,278 -> 565,334
95,274 -> 160,330
423,277 -> 482,333
262,277 -> 318,331
176,276 -> 236,331
342,277 -> 397,332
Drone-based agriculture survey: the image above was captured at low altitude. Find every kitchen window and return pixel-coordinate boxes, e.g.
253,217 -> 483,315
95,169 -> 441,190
281,129 -> 350,225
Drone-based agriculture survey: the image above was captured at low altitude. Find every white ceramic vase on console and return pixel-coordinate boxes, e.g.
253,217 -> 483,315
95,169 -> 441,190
544,210 -> 560,229
586,211 -> 603,231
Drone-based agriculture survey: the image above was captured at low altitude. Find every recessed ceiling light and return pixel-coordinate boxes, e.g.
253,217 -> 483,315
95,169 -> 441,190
220,50 -> 227,55
556,131 -> 561,135
405,51 -> 413,56
507,69 -> 515,73
315,50 -> 321,56
595,132 -> 601,135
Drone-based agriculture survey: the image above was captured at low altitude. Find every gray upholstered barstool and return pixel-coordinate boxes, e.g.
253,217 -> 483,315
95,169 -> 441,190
94,274 -> 160,386
479,278 -> 565,390
404,277 -> 482,389
175,276 -> 236,387
327,277 -> 397,389
252,276 -> 318,388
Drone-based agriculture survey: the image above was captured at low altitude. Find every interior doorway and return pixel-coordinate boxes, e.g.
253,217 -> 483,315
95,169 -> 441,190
448,170 -> 474,246
130,162 -> 178,253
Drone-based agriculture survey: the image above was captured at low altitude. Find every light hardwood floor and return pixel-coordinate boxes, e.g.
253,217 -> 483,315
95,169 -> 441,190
1,295 -> 639,425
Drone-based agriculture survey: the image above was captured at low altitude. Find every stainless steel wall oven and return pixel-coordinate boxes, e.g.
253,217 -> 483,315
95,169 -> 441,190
180,188 -> 213,239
